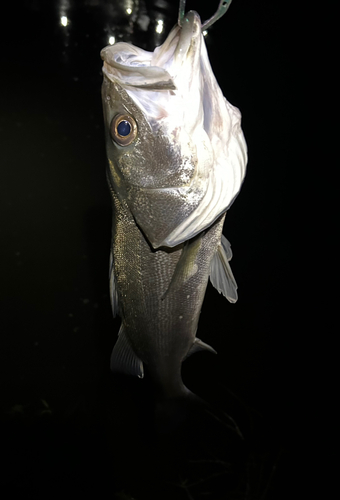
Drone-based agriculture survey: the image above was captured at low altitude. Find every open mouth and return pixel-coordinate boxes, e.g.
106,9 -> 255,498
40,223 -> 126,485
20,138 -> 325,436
100,11 -> 202,91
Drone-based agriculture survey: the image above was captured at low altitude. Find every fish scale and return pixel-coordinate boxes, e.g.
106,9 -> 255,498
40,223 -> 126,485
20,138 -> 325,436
111,186 -> 225,395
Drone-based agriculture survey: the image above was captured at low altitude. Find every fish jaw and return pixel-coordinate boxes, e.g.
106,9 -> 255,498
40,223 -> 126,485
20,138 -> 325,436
101,10 -> 247,249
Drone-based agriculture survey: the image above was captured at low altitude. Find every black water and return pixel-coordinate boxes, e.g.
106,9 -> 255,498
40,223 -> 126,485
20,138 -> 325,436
1,1 -> 303,498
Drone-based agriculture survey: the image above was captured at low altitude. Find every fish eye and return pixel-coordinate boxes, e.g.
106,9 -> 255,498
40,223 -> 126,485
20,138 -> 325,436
110,113 -> 137,146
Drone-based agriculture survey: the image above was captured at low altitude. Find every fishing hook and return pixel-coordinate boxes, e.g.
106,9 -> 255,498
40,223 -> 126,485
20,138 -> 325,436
178,0 -> 232,30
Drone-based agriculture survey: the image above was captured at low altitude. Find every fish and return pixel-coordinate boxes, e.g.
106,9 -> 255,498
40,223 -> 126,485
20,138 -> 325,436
100,7 -> 247,401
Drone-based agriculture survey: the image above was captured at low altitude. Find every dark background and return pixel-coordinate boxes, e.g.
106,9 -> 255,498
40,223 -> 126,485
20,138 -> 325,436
1,1 -> 304,498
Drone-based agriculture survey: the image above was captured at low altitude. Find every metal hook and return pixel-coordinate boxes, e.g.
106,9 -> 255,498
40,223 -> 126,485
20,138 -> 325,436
178,0 -> 186,27
178,0 -> 232,30
202,0 -> 232,30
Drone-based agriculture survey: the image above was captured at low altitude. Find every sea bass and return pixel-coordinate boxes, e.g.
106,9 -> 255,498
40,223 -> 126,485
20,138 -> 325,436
101,6 -> 247,399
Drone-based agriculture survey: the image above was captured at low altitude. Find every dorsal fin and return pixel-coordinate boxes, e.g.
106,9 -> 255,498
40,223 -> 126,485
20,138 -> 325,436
110,324 -> 144,378
210,234 -> 238,303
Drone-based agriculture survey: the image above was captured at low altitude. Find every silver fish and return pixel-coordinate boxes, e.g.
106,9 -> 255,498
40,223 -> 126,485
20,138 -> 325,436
101,3 -> 247,399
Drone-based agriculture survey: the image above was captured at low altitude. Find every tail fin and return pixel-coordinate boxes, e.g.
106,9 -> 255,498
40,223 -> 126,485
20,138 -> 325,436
154,384 -> 207,435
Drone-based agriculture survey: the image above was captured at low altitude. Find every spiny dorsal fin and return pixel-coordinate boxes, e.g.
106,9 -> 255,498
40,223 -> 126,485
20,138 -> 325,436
110,324 -> 144,378
210,234 -> 238,303
185,338 -> 217,360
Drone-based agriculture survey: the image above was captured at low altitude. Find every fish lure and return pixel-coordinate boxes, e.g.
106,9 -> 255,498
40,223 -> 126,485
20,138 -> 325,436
101,0 -> 247,398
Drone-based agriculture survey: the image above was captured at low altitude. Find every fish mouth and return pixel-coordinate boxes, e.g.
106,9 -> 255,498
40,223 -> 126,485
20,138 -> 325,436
172,11 -> 202,69
100,11 -> 202,93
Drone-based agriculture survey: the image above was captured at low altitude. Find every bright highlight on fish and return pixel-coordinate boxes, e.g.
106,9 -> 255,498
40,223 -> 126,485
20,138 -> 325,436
101,0 -> 247,399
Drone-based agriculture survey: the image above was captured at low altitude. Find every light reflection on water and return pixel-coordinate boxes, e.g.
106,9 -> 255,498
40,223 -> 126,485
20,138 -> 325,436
48,1 -> 214,73
60,15 -> 68,27
155,18 -> 164,34
53,0 -> 178,55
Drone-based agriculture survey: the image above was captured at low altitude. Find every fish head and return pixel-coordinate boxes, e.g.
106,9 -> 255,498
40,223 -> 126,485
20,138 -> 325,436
101,11 -> 247,248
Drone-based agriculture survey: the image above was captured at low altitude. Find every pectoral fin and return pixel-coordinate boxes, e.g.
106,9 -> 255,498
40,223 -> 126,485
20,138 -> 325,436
110,324 -> 144,378
161,234 -> 202,300
184,338 -> 217,360
109,250 -> 119,318
210,234 -> 238,303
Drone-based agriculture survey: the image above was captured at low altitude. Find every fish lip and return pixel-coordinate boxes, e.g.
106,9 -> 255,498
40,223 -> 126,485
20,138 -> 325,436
174,10 -> 202,60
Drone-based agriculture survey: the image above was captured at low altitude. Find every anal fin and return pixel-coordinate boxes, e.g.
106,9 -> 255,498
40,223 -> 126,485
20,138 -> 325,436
184,338 -> 217,360
110,324 -> 144,378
